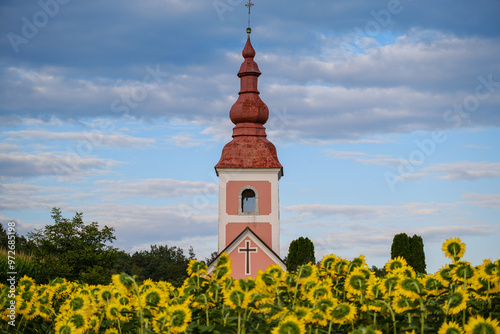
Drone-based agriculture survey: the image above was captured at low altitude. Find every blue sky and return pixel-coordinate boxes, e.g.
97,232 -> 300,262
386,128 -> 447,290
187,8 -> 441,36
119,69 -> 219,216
1,0 -> 499,273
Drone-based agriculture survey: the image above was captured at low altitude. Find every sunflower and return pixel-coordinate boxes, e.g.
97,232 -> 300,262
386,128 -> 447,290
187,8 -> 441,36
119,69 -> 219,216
306,283 -> 333,305
37,304 -> 55,321
104,328 -> 120,334
453,261 -> 475,283
392,295 -> 417,314
105,300 -> 122,321
140,287 -> 164,308
187,259 -> 208,276
294,306 -> 312,320
296,263 -> 317,283
464,316 -> 500,334
446,290 -> 469,315
349,255 -> 367,271
345,267 -> 370,297
68,311 -> 88,334
380,275 -> 400,297
438,321 -> 464,334
436,265 -> 453,287
385,256 -> 409,272
333,258 -> 351,276
320,254 -> 339,274
111,273 -> 134,294
442,237 -> 466,261
213,253 -> 232,281
18,276 -> 36,292
88,316 -> 100,333
272,315 -> 306,334
223,286 -> 251,309
397,278 -> 425,300
55,322 -> 78,334
420,274 -> 443,296
329,302 -> 357,324
306,308 -> 329,327
167,303 -> 192,334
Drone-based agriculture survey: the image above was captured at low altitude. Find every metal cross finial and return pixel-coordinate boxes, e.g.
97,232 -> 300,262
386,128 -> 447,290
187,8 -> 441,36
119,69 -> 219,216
245,0 -> 254,15
245,0 -> 254,35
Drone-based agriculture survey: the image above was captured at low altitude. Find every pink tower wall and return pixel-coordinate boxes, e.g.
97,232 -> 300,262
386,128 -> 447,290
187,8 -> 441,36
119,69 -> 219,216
225,180 -> 272,215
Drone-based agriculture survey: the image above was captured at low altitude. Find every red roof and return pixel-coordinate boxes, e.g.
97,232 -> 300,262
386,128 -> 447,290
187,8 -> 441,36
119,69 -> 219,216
215,37 -> 282,172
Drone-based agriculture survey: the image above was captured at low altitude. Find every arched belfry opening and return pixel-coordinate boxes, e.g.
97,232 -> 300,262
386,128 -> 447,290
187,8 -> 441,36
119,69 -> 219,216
240,187 -> 258,214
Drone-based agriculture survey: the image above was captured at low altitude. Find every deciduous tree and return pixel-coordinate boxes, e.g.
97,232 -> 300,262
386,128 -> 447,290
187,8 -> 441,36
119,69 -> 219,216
28,208 -> 118,284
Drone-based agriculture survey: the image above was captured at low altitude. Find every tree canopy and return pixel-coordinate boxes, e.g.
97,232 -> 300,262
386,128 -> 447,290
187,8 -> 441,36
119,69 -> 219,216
391,232 -> 426,273
286,236 -> 316,272
27,208 -> 118,284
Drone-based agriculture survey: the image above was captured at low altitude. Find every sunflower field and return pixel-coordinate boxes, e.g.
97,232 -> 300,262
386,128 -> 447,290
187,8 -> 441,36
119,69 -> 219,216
1,237 -> 499,334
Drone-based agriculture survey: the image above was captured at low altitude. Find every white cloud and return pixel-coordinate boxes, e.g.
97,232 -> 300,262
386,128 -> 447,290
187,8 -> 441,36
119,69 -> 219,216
6,130 -> 155,148
95,179 -> 217,198
0,151 -> 120,180
424,162 -> 500,180
461,192 -> 500,209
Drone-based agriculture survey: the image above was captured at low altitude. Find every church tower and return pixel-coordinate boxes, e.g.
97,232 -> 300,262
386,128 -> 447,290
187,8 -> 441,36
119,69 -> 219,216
209,35 -> 286,278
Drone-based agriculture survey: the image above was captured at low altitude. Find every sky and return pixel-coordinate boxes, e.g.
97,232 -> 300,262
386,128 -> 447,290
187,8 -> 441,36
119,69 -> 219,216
1,0 -> 499,274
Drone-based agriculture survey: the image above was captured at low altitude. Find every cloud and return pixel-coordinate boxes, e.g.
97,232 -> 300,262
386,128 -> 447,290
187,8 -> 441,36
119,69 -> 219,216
0,150 -> 120,180
461,192 -> 500,209
6,130 -> 155,148
285,204 -> 390,219
424,162 -> 500,180
95,179 -> 217,198
75,203 -> 218,253
327,149 -> 401,166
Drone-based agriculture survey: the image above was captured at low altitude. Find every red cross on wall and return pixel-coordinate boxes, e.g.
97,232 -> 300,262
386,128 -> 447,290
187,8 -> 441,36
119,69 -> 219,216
238,240 -> 258,275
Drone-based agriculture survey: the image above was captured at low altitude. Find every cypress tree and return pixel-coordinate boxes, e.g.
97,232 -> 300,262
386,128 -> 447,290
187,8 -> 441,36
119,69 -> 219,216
286,237 -> 316,272
391,233 -> 411,262
409,234 -> 426,274
391,233 -> 427,274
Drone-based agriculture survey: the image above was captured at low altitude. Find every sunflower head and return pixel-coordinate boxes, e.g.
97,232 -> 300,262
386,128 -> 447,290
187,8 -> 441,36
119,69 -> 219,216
453,261 -> 475,282
464,316 -> 500,334
329,302 -> 357,324
438,321 -> 464,334
271,315 -> 306,334
112,273 -> 135,292
442,237 -> 466,261
187,259 -> 208,277
446,290 -> 469,315
168,303 -> 192,334
385,257 -> 408,272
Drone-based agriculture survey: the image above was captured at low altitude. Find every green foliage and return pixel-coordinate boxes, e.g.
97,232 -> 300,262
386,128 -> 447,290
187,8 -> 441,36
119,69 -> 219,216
114,245 -> 191,287
391,233 -> 411,262
391,233 -> 427,274
409,234 -> 426,274
286,236 -> 315,272
27,207 -> 118,285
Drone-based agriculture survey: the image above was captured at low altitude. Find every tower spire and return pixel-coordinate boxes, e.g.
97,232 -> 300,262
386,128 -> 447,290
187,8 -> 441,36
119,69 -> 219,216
215,26 -> 282,174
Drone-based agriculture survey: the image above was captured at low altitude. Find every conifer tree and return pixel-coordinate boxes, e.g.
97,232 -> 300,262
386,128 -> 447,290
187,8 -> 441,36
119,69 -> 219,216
390,232 -> 426,274
409,234 -> 426,273
391,233 -> 411,262
286,237 -> 315,272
